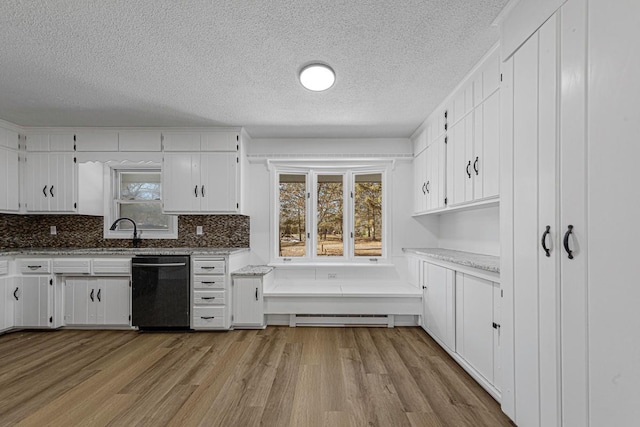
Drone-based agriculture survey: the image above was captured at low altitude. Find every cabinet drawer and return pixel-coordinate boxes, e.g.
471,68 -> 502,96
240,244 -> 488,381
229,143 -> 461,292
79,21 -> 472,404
53,258 -> 91,274
193,260 -> 225,275
194,275 -> 225,289
18,259 -> 51,274
194,290 -> 225,305
193,306 -> 226,328
92,258 -> 131,275
0,260 -> 8,276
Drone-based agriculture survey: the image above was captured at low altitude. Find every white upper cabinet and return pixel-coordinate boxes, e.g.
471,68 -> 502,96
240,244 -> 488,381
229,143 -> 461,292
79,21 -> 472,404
0,146 -> 19,212
163,152 -> 238,213
162,130 -> 239,152
24,153 -> 76,213
413,46 -> 500,215
0,127 -> 19,150
75,131 -> 118,152
201,131 -> 238,151
25,133 -> 75,152
118,131 -> 161,151
162,132 -> 201,152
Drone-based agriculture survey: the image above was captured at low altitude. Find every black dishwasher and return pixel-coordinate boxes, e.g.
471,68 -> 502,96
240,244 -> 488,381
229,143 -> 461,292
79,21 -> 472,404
131,255 -> 190,330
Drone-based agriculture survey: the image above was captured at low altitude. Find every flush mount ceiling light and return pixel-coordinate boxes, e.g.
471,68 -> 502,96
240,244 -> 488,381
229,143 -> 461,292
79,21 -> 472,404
299,63 -> 335,91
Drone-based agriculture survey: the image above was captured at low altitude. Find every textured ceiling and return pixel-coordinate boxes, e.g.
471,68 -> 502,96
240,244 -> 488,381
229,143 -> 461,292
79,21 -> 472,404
0,0 -> 508,138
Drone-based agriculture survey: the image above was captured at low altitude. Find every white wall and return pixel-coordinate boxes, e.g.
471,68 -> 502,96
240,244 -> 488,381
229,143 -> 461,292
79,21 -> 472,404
436,206 -> 500,256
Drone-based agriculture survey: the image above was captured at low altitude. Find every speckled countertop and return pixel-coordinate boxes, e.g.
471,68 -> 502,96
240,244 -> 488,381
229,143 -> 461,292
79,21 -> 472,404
231,265 -> 274,276
403,248 -> 499,274
0,247 -> 250,257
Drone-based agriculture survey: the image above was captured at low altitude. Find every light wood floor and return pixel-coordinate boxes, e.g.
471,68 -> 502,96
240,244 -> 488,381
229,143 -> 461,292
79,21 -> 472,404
0,327 -> 514,427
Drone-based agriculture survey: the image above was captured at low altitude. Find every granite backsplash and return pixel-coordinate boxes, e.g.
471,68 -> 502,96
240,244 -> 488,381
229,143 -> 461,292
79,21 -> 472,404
0,214 -> 249,249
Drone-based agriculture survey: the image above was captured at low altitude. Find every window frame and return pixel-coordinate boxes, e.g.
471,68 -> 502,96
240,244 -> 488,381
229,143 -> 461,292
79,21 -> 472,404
271,161 -> 390,265
104,164 -> 178,240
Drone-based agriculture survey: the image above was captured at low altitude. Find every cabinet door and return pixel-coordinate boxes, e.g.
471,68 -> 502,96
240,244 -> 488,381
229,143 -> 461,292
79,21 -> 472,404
15,276 -> 52,328
25,133 -> 75,151
48,153 -> 76,212
413,149 -> 427,213
232,276 -> 264,326
98,277 -> 130,325
0,128 -> 19,150
475,91 -> 500,200
200,152 -> 238,212
162,132 -> 201,152
64,278 -> 92,325
25,153 -> 51,212
201,131 -> 238,151
118,131 -> 161,152
75,131 -> 118,152
162,153 -> 200,212
447,121 -> 470,206
423,263 -> 456,350
456,273 -> 496,384
0,277 -> 16,331
0,147 -> 19,212
463,115 -> 474,203
426,136 -> 447,210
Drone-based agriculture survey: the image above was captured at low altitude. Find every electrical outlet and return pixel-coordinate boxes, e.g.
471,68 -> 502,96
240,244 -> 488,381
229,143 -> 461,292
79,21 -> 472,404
328,273 -> 337,279
196,226 -> 203,235
50,226 -> 57,235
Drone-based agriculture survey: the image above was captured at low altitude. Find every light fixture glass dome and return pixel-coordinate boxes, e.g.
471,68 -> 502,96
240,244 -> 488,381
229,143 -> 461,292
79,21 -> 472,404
299,63 -> 335,91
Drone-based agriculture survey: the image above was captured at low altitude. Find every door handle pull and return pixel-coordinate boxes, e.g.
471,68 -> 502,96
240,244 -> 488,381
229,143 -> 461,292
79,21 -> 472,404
43,185 -> 48,197
14,287 -> 19,300
90,289 -> 95,302
255,287 -> 259,301
201,185 -> 205,197
563,225 -> 574,259
466,161 -> 471,178
541,225 -> 551,257
97,289 -> 101,302
473,156 -> 479,175
50,185 -> 54,197
194,185 -> 198,197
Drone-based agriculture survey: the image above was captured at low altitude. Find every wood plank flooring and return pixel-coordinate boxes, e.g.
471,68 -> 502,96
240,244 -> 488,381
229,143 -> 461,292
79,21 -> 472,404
0,327 -> 514,427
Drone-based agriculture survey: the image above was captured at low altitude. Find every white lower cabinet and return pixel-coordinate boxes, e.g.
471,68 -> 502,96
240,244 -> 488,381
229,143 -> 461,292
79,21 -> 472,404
417,257 -> 501,400
14,276 -> 56,328
63,277 -> 130,326
422,263 -> 455,351
0,276 -> 16,332
191,257 -> 230,330
232,270 -> 273,329
455,272 -> 501,389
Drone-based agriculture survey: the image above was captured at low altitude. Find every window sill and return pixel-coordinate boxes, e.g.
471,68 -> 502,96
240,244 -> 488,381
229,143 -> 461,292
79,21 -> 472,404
268,262 -> 394,268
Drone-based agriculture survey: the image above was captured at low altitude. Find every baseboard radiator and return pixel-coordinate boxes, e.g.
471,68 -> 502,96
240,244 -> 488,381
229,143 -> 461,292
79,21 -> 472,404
289,314 -> 395,328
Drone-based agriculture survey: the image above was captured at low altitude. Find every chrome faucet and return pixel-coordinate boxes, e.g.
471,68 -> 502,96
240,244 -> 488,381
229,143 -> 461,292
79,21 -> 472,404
109,217 -> 141,248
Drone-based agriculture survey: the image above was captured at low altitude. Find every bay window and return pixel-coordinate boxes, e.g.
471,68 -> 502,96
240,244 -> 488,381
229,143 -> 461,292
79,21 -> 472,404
274,164 -> 387,263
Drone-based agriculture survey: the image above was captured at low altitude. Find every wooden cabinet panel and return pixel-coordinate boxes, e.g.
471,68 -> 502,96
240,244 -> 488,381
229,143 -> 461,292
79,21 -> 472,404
200,152 -> 238,212
64,277 -> 130,326
423,263 -> 456,351
14,276 -> 52,328
25,153 -> 76,213
232,271 -> 271,328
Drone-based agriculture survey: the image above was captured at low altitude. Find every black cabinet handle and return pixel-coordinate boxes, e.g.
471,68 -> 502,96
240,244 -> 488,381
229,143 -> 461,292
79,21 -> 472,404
201,296 -> 216,300
421,182 -> 426,195
43,185 -> 48,197
201,185 -> 205,197
97,289 -> 101,302
473,157 -> 479,175
194,185 -> 198,197
466,161 -> 471,178
50,185 -> 54,197
255,287 -> 259,301
201,316 -> 215,320
541,225 -> 551,257
563,225 -> 574,259
14,287 -> 19,301
426,181 -> 430,194
90,289 -> 94,302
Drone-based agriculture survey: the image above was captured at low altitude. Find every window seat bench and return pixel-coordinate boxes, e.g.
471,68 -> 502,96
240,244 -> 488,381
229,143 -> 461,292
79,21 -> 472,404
263,281 -> 422,327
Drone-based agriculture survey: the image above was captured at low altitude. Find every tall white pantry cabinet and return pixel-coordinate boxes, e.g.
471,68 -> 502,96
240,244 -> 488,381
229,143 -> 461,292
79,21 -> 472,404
499,0 -> 640,426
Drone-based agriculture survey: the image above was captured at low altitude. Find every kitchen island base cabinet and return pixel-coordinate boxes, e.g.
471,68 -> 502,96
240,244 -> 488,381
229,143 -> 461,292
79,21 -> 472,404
63,277 -> 130,326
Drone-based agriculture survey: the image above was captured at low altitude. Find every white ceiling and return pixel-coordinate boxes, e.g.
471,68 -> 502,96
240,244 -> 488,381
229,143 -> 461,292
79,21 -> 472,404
0,0 -> 508,138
